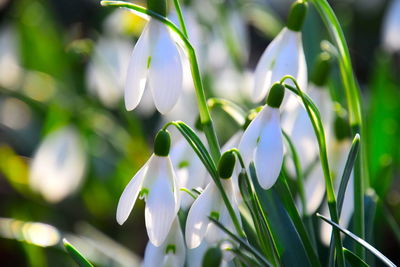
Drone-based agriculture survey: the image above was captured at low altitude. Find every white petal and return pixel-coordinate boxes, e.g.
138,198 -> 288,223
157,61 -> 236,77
382,0 -> 400,53
254,108 -> 283,189
239,106 -> 269,167
124,21 -> 151,111
145,172 -> 178,246
185,182 -> 217,249
252,28 -> 286,102
149,22 -> 183,114
116,159 -> 150,225
143,241 -> 164,267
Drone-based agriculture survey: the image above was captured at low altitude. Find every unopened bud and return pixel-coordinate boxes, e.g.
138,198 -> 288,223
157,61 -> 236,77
202,247 -> 223,267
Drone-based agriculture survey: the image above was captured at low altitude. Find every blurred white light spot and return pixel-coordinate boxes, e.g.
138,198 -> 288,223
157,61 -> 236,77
0,98 -> 31,130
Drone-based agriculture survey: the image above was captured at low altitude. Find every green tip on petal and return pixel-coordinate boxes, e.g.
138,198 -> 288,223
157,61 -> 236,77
266,82 -> 285,108
202,247 -> 223,267
311,51 -> 333,87
147,0 -> 167,17
218,151 -> 236,179
154,130 -> 171,156
334,115 -> 351,141
286,0 -> 308,32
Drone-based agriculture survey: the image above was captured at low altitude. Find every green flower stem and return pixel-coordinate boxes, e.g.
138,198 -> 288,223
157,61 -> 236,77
172,0 -> 188,38
311,0 -> 366,258
207,97 -> 247,126
100,1 -> 221,162
281,76 -> 345,267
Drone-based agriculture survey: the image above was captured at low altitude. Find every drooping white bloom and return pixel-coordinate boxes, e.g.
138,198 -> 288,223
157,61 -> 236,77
382,0 -> 400,53
143,218 -> 185,267
238,105 -> 284,189
116,154 -> 180,246
252,27 -> 307,104
169,138 -> 209,209
29,126 -> 86,203
185,179 -> 240,249
125,19 -> 183,114
87,37 -> 132,108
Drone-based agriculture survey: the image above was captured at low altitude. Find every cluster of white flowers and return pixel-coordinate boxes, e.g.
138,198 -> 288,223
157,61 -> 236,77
112,0 -> 356,266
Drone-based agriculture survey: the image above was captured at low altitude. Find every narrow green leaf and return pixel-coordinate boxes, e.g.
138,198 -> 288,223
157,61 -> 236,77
63,239 -> 93,267
343,248 -> 369,267
317,213 -> 396,267
208,217 -> 271,267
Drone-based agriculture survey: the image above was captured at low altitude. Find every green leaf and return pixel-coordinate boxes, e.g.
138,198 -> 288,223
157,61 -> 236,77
317,214 -> 396,267
208,217 -> 271,267
63,239 -> 93,267
343,248 -> 369,267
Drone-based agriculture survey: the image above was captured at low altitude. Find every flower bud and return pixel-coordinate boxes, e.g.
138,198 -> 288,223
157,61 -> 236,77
154,130 -> 171,156
266,82 -> 285,108
287,0 -> 308,32
311,52 -> 333,87
147,0 -> 167,17
334,115 -> 351,141
218,151 -> 236,179
202,247 -> 223,267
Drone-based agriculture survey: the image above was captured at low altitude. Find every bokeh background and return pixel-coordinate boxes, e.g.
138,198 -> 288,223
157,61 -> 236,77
0,0 -> 399,266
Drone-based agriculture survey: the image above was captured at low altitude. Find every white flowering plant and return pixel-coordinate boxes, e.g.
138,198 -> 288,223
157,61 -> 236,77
1,0 -> 399,266
63,0 -> 398,266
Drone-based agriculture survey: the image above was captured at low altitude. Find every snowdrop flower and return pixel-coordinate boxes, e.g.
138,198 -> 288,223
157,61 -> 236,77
239,83 -> 285,189
29,126 -> 86,203
252,0 -> 307,104
170,138 -> 209,209
382,0 -> 400,53
284,52 -> 334,178
116,130 -> 180,246
186,152 -> 241,249
143,218 -> 185,267
125,0 -> 184,114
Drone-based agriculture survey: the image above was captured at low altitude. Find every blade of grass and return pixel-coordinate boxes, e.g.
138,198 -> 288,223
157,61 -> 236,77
343,248 -> 369,267
63,239 -> 93,267
317,213 -> 396,267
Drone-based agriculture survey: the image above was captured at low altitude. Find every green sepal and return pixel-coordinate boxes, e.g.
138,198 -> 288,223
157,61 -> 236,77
202,247 -> 223,267
266,82 -> 285,108
154,130 -> 171,156
218,151 -> 236,179
311,52 -> 333,87
286,0 -> 308,32
147,0 -> 167,17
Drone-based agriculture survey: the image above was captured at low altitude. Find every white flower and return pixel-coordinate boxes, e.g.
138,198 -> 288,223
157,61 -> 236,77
143,218 -> 185,267
86,37 -> 132,108
29,126 -> 86,203
252,27 -> 307,103
382,0 -> 400,53
116,154 -> 180,246
170,138 -> 209,209
238,105 -> 284,189
185,179 -> 240,249
125,19 -> 183,114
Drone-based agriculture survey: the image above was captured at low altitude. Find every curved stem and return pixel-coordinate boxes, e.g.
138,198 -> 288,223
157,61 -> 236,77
281,75 -> 345,267
172,0 -> 188,38
100,0 -> 221,162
